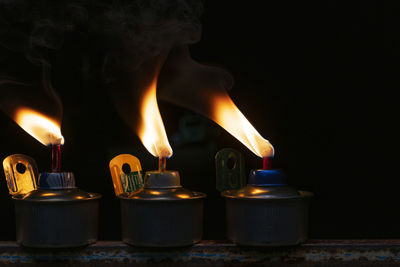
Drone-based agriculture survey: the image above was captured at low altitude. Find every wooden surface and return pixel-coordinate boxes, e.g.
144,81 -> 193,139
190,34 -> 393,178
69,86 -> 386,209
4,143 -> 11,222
1,240 -> 400,266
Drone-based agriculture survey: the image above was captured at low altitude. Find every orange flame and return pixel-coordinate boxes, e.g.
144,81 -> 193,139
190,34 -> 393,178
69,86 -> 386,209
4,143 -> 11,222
156,45 -> 273,159
138,78 -> 172,158
14,108 -> 64,146
212,95 -> 274,158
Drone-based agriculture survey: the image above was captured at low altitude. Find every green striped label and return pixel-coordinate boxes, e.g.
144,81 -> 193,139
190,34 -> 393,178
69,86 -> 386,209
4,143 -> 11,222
120,171 -> 144,193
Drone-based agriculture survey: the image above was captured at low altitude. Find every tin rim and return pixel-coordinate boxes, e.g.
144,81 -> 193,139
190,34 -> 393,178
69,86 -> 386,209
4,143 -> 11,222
118,191 -> 206,201
222,190 -> 313,200
12,192 -> 102,202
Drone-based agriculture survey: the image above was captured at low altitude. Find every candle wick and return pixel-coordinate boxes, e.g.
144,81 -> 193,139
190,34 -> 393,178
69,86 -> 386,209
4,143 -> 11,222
51,145 -> 62,172
158,157 -> 166,172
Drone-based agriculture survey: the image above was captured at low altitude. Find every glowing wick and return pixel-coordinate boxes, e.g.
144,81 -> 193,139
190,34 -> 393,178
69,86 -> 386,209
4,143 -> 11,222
51,145 -> 62,172
158,157 -> 166,172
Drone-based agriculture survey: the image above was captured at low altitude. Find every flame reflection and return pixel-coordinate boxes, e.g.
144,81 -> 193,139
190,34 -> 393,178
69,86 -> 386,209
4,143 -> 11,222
176,194 -> 190,199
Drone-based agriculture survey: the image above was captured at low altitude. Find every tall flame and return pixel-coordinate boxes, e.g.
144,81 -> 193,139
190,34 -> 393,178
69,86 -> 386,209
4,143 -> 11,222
212,95 -> 274,158
157,45 -> 274,159
14,108 -> 64,146
138,77 -> 172,158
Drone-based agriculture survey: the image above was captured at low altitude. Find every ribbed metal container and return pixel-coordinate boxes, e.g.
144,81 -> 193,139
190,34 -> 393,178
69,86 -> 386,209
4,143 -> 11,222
13,172 -> 101,248
222,170 -> 312,246
119,170 -> 206,247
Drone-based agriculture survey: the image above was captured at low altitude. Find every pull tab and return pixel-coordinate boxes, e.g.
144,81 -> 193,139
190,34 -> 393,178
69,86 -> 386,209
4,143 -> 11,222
215,148 -> 246,192
109,154 -> 144,196
2,154 -> 38,195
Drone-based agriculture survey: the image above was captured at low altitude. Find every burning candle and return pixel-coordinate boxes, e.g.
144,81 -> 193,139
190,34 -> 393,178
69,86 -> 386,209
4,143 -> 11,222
13,107 -> 65,172
212,95 -> 274,158
157,45 -> 274,166
2,104 -> 102,248
2,108 -> 101,248
211,97 -> 313,246
110,68 -> 206,247
137,76 -> 173,168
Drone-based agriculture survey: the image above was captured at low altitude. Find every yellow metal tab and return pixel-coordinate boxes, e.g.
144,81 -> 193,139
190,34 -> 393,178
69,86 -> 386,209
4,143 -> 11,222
215,148 -> 246,192
2,154 -> 38,195
109,154 -> 143,196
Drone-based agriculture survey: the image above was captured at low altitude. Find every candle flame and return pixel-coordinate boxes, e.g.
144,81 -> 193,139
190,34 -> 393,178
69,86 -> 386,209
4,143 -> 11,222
212,95 -> 274,158
157,45 -> 273,158
14,108 -> 64,146
138,78 -> 172,158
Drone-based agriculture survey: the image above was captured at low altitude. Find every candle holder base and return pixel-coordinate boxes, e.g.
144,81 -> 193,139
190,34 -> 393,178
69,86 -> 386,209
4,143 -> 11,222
118,170 -> 206,247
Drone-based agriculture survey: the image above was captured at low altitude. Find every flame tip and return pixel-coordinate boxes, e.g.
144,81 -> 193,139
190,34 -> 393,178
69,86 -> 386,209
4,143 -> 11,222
213,96 -> 274,157
138,76 -> 172,158
14,108 -> 64,146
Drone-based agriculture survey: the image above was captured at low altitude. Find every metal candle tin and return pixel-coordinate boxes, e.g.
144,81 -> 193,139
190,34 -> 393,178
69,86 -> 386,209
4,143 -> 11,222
13,172 -> 101,248
119,170 -> 206,247
222,169 -> 312,246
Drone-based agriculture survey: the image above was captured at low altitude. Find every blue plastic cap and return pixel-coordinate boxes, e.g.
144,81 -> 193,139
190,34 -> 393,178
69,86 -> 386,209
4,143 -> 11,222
38,172 -> 76,189
248,169 -> 287,186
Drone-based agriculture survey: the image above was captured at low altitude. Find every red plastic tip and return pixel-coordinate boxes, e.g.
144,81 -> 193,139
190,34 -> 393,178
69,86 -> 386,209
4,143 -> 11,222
263,157 -> 272,170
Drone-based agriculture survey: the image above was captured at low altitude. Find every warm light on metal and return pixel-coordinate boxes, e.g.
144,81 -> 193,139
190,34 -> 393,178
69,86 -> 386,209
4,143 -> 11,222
109,154 -> 143,196
250,188 -> 265,195
2,154 -> 37,195
176,194 -> 190,199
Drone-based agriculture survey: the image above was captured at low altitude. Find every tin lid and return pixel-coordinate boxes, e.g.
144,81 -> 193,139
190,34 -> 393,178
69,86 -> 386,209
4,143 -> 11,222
222,169 -> 312,200
248,169 -> 287,186
118,170 -> 206,201
144,170 -> 181,188
119,187 -> 206,201
13,172 -> 101,202
221,184 -> 305,199
15,188 -> 99,202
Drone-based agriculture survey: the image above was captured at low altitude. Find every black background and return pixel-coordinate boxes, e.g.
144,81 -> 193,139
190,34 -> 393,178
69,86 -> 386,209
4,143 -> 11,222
0,1 -> 399,240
